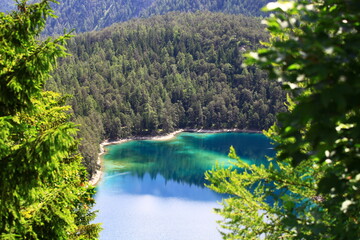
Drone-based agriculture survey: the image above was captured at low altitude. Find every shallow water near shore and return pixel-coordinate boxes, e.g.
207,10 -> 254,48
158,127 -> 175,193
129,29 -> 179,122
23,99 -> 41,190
93,132 -> 273,240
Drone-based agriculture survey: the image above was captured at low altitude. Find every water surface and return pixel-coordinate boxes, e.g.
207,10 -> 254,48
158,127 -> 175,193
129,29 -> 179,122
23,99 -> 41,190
94,132 -> 273,240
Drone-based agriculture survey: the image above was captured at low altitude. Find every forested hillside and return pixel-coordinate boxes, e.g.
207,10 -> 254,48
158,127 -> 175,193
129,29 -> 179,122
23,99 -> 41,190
48,12 -> 286,176
41,0 -> 272,35
141,0 -> 271,18
44,0 -> 154,34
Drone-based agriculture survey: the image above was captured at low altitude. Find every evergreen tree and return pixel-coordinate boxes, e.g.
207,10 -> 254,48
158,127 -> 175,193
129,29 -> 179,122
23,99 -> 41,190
0,0 -> 101,238
48,12 -> 287,177
207,0 -> 360,239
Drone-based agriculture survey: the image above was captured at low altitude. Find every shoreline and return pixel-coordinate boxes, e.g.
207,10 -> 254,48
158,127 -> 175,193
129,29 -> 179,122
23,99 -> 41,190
89,129 -> 185,186
88,128 -> 261,186
184,128 -> 261,134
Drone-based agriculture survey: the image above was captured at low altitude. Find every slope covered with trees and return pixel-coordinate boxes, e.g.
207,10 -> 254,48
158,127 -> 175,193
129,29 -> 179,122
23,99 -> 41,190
48,12 -> 286,176
141,0 -> 272,18
40,0 -> 272,35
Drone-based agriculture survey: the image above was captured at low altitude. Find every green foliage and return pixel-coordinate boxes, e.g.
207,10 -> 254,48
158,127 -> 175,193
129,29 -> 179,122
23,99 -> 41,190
140,0 -> 272,19
207,128 -> 330,239
208,0 -> 360,239
37,0 -> 273,35
0,1 -> 100,239
47,12 -> 287,177
0,0 -> 67,115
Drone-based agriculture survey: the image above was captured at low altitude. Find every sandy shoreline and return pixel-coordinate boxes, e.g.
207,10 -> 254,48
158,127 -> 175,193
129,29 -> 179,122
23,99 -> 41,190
88,128 -> 261,186
89,129 -> 185,186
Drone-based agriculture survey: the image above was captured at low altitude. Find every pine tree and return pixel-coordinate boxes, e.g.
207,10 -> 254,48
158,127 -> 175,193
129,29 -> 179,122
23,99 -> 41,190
207,0 -> 360,239
0,0 -> 101,239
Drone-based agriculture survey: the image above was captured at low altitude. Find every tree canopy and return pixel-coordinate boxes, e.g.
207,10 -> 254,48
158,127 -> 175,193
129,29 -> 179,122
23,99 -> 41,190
39,0 -> 272,35
207,0 -> 360,239
47,12 -> 287,177
0,0 -> 100,238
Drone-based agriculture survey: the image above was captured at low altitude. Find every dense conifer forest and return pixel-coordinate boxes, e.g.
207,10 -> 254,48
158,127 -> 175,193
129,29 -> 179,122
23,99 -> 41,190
0,0 -> 272,35
48,12 -> 286,176
141,0 -> 271,18
2,0 -> 360,239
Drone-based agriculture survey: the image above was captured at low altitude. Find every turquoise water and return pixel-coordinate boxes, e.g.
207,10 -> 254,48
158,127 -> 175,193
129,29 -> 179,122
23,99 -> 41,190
94,132 -> 273,240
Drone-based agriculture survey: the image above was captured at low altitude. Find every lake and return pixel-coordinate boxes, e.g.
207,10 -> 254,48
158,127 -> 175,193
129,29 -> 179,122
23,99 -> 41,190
94,132 -> 273,240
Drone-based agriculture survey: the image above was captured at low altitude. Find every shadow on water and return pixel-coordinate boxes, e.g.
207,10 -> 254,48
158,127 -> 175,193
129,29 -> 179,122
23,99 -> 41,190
95,132 -> 275,240
103,132 -> 275,188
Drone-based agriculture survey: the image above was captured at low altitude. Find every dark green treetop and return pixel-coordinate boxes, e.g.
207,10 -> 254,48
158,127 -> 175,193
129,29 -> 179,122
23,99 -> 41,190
0,0 -> 101,239
49,12 -> 287,177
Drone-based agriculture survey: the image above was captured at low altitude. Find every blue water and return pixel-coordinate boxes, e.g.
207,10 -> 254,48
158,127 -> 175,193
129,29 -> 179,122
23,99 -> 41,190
94,132 -> 273,240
